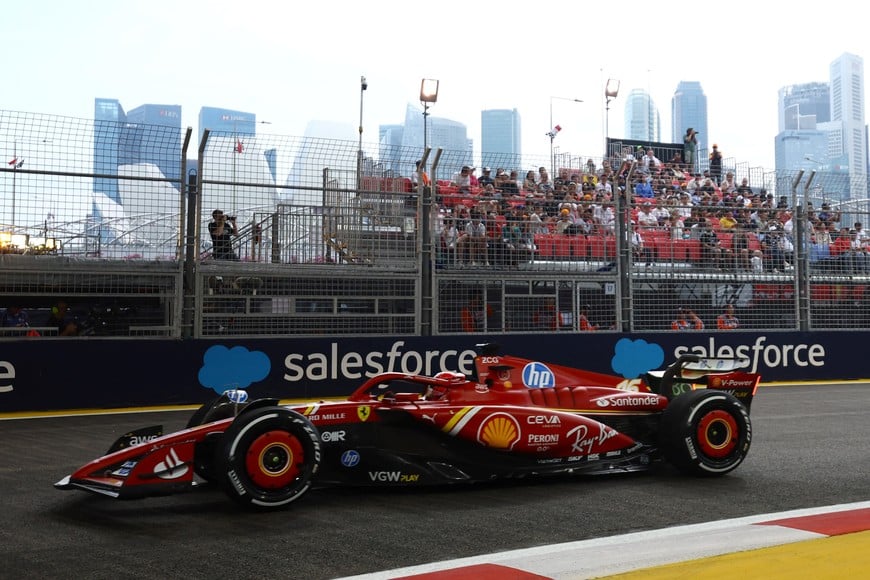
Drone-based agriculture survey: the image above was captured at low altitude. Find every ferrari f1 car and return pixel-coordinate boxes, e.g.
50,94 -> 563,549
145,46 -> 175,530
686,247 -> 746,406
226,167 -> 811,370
56,345 -> 761,510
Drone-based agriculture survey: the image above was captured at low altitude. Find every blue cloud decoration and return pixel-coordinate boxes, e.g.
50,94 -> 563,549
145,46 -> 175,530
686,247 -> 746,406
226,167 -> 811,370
611,338 -> 664,379
198,345 -> 271,394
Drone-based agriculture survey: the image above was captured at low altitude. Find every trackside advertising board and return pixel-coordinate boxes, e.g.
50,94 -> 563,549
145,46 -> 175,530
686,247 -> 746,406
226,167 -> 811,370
0,332 -> 860,413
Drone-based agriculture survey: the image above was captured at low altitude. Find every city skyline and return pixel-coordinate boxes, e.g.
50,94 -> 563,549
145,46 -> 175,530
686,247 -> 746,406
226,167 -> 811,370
2,1 -> 869,173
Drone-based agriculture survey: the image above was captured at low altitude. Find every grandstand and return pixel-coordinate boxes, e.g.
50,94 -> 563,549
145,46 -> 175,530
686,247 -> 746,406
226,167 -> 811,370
1,109 -> 869,338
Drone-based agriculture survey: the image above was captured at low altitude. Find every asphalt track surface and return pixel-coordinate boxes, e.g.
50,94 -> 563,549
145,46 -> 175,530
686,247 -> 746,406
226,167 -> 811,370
1,383 -> 868,579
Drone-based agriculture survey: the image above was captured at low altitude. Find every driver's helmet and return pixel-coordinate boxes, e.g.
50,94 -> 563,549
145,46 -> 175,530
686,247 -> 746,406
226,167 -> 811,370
434,371 -> 465,382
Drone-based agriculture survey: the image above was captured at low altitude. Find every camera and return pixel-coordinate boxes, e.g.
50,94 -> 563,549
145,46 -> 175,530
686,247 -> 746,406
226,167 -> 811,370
227,215 -> 237,221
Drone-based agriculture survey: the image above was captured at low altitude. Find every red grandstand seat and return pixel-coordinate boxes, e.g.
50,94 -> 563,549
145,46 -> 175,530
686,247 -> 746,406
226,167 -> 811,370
589,235 -> 617,259
534,234 -> 555,259
553,236 -> 573,259
570,235 -> 588,259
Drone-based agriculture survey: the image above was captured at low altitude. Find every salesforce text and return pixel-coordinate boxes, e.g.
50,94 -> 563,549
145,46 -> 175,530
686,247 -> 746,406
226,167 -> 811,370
674,336 -> 825,374
284,341 -> 478,381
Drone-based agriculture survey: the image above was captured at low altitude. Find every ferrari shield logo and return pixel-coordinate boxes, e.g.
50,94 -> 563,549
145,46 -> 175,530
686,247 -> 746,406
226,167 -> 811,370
357,405 -> 371,422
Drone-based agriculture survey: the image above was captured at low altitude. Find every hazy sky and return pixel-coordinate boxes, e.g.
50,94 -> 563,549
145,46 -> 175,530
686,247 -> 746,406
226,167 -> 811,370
2,0 -> 867,170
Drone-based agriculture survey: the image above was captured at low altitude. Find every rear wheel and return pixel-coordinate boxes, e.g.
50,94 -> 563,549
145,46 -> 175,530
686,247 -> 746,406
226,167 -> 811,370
215,407 -> 321,509
660,389 -> 751,476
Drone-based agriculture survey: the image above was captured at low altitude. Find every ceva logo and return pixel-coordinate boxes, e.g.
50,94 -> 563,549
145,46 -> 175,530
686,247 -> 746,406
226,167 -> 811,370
522,362 -> 555,388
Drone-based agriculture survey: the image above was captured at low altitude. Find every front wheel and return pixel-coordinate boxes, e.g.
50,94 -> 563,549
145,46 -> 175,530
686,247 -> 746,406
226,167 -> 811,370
215,407 -> 321,509
660,389 -> 751,476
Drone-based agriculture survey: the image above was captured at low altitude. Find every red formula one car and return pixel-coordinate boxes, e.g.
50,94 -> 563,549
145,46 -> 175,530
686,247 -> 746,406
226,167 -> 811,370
56,345 -> 761,510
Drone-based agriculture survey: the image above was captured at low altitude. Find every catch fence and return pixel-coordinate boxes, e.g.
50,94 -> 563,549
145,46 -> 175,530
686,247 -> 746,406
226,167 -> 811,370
1,109 -> 869,338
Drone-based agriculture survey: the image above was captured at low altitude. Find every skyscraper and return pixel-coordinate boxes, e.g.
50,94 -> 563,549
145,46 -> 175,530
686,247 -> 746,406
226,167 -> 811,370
93,99 -> 182,203
775,83 -> 831,173
92,98 -> 184,254
399,104 -> 471,179
829,52 -> 866,203
778,82 -> 830,132
624,89 -> 660,143
481,109 -> 522,171
671,81 -> 708,152
198,106 -> 257,137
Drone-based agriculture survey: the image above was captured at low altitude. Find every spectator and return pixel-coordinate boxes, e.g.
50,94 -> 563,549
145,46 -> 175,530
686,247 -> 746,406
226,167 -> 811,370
717,304 -> 740,330
522,170 -> 537,193
750,249 -> 764,272
683,128 -> 699,171
813,222 -> 833,245
441,218 -> 460,265
735,177 -> 753,196
668,211 -> 686,240
642,148 -> 662,173
468,167 -> 479,188
732,230 -> 752,270
634,176 -> 654,199
699,219 -> 729,269
412,159 -> 430,187
504,170 -> 520,195
855,222 -> 868,244
636,202 -> 658,229
452,166 -> 472,193
1,306 -> 29,327
47,301 -> 79,336
537,169 -> 553,194
209,209 -> 239,260
630,222 -> 654,265
709,144 -> 723,184
554,209 -> 575,235
817,203 -> 840,227
672,308 -> 704,330
578,304 -> 599,331
461,296 -> 493,333
458,213 -> 487,266
478,167 -> 495,188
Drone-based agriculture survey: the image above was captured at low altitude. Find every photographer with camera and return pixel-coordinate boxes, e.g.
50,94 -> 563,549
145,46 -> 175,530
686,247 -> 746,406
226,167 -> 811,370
683,127 -> 699,173
209,209 -> 239,261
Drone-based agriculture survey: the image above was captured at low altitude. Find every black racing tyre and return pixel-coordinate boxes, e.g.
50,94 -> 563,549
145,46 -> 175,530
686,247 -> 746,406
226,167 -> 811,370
659,389 -> 751,476
215,407 -> 321,510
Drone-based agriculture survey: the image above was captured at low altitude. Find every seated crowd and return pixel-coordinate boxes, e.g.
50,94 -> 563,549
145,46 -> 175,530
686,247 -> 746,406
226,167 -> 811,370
428,150 -> 867,273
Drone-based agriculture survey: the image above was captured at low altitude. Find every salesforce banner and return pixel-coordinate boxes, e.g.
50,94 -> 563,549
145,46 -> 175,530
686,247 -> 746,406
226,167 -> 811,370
0,331 -> 859,413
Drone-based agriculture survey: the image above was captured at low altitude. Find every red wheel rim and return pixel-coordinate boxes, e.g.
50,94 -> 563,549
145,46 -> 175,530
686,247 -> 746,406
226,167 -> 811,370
245,430 -> 305,489
696,409 -> 738,459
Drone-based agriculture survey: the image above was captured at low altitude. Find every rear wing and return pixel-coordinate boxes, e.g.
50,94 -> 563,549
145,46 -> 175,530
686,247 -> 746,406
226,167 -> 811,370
645,354 -> 761,410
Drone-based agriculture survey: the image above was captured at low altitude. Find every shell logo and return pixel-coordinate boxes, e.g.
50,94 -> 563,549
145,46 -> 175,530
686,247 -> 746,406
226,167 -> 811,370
477,413 -> 521,449
709,376 -> 721,388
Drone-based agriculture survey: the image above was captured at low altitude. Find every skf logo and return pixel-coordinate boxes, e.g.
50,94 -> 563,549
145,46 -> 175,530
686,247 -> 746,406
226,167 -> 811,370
477,413 -> 521,449
522,362 -> 555,388
154,448 -> 189,480
357,406 -> 371,422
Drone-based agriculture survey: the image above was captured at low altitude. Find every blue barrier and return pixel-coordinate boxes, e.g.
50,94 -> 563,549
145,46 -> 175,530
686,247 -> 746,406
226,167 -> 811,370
0,332 -> 862,413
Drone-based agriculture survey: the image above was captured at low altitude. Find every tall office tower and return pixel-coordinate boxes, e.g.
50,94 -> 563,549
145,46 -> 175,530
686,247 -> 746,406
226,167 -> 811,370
197,107 -> 257,137
671,81 -> 709,153
778,82 -> 830,132
92,99 -> 183,255
775,83 -> 831,172
624,89 -> 661,143
481,109 -> 522,171
829,53 -> 866,203
93,99 -> 182,204
400,104 -> 471,179
378,124 -> 405,176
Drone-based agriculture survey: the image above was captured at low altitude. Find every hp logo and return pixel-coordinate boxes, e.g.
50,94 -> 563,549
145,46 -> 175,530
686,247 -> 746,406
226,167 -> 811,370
522,362 -> 555,388
341,450 -> 361,467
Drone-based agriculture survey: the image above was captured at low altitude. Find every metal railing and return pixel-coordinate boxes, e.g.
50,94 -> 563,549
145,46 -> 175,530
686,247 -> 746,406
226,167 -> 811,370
2,108 -> 870,339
